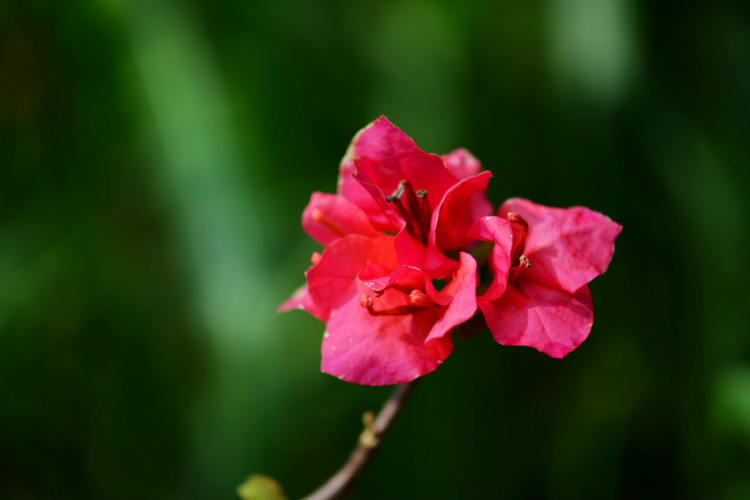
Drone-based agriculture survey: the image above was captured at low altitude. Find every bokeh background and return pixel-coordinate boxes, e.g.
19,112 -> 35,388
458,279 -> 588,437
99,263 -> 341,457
1,0 -> 748,498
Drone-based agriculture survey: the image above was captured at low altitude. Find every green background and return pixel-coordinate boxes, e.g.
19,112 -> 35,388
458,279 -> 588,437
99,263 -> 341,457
1,0 -> 748,498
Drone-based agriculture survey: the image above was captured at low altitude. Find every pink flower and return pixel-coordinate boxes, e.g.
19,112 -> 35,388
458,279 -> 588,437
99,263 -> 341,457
305,236 -> 477,385
468,198 -> 622,358
280,117 -> 490,385
338,116 -> 493,275
281,116 -> 622,383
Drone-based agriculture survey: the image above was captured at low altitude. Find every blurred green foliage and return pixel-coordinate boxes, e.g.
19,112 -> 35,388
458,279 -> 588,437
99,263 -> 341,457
1,0 -> 748,499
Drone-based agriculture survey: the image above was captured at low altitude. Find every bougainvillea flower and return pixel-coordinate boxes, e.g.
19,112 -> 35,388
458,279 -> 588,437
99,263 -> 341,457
469,198 -> 622,358
282,234 -> 478,385
280,116 -> 490,385
338,116 -> 493,276
301,234 -> 477,385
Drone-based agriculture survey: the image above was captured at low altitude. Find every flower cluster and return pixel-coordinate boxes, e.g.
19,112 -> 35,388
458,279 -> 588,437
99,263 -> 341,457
280,117 -> 621,385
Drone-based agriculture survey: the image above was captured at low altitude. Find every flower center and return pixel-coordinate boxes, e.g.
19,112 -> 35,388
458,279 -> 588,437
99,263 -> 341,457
386,180 -> 431,243
506,211 -> 531,284
360,288 -> 436,316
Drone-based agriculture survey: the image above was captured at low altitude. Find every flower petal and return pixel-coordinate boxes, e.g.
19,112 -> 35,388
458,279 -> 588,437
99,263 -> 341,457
344,157 -> 404,232
442,148 -> 482,179
423,252 -> 478,346
321,284 -> 451,385
302,192 -> 381,245
466,215 -> 513,301
500,198 -> 622,294
338,116 -> 459,230
277,283 -> 329,321
433,171 -> 494,252
360,265 -> 425,295
388,171 -> 493,277
307,235 -> 399,316
393,230 -> 458,279
479,281 -> 594,358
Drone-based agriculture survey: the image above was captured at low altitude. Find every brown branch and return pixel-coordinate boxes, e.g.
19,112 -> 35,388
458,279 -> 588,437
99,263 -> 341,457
300,381 -> 417,500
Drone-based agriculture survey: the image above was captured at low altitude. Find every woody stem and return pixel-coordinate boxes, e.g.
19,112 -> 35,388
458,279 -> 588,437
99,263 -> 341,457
299,381 -> 418,500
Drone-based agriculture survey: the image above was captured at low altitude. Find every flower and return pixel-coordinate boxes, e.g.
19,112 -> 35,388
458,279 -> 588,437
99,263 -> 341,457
306,236 -> 477,385
280,117 -> 491,385
468,198 -> 622,358
280,116 -> 622,383
337,116 -> 493,275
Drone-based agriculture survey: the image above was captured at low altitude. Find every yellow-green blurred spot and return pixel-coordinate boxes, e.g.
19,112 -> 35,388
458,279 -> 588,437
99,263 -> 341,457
237,474 -> 288,500
712,366 -> 750,441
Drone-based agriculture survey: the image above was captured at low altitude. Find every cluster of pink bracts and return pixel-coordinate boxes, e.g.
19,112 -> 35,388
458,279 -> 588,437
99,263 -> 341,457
280,117 -> 622,386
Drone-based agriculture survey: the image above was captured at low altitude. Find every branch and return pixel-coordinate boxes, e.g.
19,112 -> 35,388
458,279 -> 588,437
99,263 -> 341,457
300,381 -> 417,500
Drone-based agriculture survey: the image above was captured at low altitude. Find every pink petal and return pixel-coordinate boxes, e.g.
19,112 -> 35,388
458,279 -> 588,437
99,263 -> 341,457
383,171 -> 494,278
393,229 -> 459,279
277,283 -> 329,321
466,215 -> 513,301
302,192 -> 381,245
360,265 -> 425,295
500,198 -> 622,294
350,158 -> 410,232
423,252 -> 478,346
432,171 -> 494,252
338,116 -> 459,229
307,235 -> 399,315
321,254 -> 475,384
479,281 -> 594,358
321,283 -> 451,385
338,158 -> 395,232
442,148 -> 482,179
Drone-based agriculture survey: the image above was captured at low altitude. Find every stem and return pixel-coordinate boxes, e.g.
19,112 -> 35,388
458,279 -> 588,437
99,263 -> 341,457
300,381 -> 417,500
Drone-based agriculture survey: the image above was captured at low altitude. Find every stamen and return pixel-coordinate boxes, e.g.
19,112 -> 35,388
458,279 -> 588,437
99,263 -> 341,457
311,208 -> 346,237
310,251 -> 322,266
509,254 -> 531,284
519,254 -> 531,269
384,180 -> 430,243
360,295 -> 374,309
416,190 -> 431,240
385,182 -> 405,202
506,212 -> 532,284
506,211 -> 529,265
